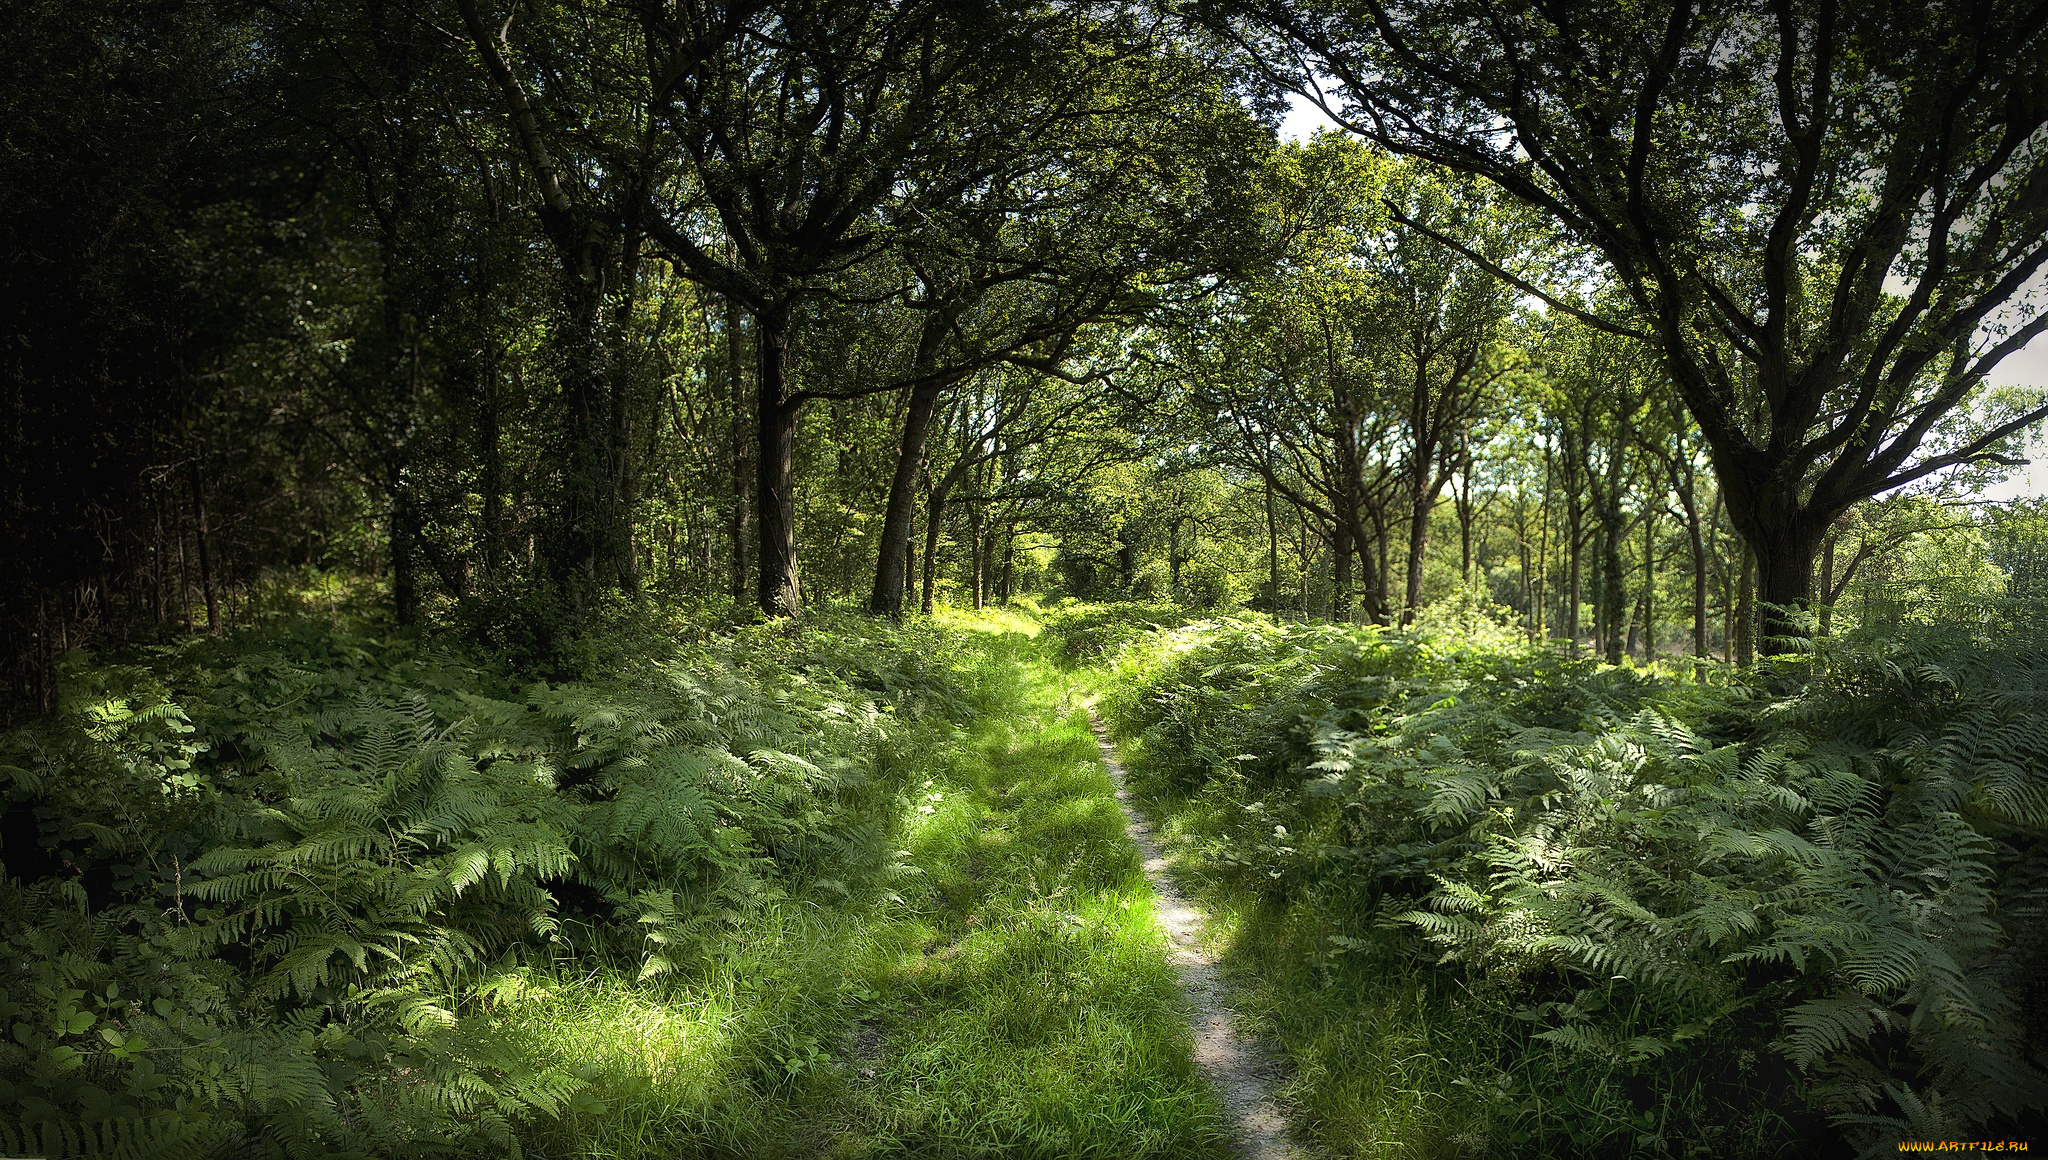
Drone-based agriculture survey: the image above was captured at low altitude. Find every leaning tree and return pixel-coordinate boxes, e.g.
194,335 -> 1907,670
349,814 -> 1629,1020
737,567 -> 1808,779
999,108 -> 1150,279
1217,0 -> 2048,642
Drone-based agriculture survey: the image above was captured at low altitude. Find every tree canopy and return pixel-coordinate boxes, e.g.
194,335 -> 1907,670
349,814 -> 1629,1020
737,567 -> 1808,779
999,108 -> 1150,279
5,0 -> 2047,703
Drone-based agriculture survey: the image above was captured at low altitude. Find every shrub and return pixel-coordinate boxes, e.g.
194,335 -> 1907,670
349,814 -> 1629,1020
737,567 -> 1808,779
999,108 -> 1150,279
1105,617 -> 2048,1150
1039,602 -> 1197,667
0,611 -> 979,1155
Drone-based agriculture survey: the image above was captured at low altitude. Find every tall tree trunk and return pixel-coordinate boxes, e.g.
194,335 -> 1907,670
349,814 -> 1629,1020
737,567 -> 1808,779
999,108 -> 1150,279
997,527 -> 1015,603
479,343 -> 505,579
1680,482 -> 1708,677
1458,496 -> 1474,586
1745,511 -> 1827,645
1168,515 -> 1183,594
1298,516 -> 1312,620
1536,453 -> 1552,644
869,379 -> 943,617
189,457 -> 218,635
459,0 -> 635,605
1332,520 -> 1354,623
1454,431 -> 1476,586
1565,508 -> 1583,657
1735,542 -> 1756,668
1265,481 -> 1281,611
1819,530 -> 1837,636
1372,506 -> 1392,624
1600,520 -> 1626,666
1640,505 -> 1656,661
725,299 -> 752,607
176,502 -> 192,635
969,501 -> 986,610
1401,476 -> 1430,625
920,482 -> 949,616
391,495 -> 418,626
903,493 -> 919,608
608,210 -> 643,593
755,316 -> 802,617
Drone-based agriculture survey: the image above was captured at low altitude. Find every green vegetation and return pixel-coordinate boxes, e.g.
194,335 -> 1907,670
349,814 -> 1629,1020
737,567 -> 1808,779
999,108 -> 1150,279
7,0 -> 2048,1155
1091,608 -> 2048,1155
0,612 -> 1232,1157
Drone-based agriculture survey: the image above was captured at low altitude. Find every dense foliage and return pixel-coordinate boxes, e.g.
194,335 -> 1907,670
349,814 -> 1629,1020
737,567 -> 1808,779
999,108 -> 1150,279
7,0 -> 2048,1155
0,613 -> 983,1155
1102,612 -> 2048,1151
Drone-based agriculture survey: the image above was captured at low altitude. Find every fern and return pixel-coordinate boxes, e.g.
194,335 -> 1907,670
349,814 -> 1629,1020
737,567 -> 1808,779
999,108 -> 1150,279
0,612 -> 979,1154
1108,614 -> 2048,1149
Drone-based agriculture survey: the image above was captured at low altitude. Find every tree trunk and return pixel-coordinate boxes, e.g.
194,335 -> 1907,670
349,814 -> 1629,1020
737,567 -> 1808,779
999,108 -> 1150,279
1265,482 -> 1281,611
903,493 -> 919,608
1640,505 -> 1655,661
479,344 -> 506,579
1565,508 -> 1583,657
1819,531 -> 1837,635
549,295 -> 619,607
869,380 -> 942,617
1168,514 -> 1183,594
1721,469 -> 1835,649
190,457 -> 218,635
997,527 -> 1015,603
1680,482 -> 1708,677
391,496 -> 418,626
920,483 -> 949,616
1517,526 -> 1533,642
1601,521 -> 1626,666
1455,434 -> 1476,586
969,501 -> 987,610
726,297 -> 751,608
1298,516 -> 1311,619
755,317 -> 802,617
1365,503 -> 1391,625
1458,500 -> 1474,587
1536,454 -> 1552,644
1332,520 -> 1354,623
1401,477 -> 1430,626
1748,514 -> 1826,646
1735,542 -> 1756,668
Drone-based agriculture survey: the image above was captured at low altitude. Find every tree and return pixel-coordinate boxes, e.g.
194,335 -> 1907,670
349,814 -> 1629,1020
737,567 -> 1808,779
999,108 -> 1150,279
1220,0 -> 2048,644
1186,135 -> 1399,621
856,49 -> 1261,619
633,0 -> 1256,616
458,0 -> 648,604
1365,165 -> 1524,623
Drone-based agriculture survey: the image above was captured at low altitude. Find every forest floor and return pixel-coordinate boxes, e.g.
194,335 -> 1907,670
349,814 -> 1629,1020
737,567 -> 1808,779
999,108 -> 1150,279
517,623 -> 1280,1158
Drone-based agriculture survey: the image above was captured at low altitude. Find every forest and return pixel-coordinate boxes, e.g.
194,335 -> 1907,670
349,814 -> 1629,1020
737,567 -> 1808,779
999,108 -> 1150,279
2,0 -> 2046,1156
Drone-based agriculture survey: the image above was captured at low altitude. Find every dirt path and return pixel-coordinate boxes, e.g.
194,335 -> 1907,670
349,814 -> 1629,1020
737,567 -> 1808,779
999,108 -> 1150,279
1088,709 -> 1307,1160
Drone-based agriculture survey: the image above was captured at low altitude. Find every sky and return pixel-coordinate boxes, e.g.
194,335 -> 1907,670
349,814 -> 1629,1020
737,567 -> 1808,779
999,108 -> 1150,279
1274,94 -> 2048,503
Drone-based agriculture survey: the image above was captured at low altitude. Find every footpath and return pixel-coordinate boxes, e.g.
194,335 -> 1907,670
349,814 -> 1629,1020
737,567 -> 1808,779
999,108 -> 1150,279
1089,708 -> 1306,1160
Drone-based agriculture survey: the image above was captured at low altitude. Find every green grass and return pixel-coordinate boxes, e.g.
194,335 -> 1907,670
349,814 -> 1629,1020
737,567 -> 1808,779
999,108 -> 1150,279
491,626 -> 1227,1158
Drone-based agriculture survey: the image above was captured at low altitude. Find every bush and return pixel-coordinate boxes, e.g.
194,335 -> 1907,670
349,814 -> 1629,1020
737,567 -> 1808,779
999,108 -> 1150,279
1104,616 -> 2048,1151
1038,602 -> 1198,666
0,611 -> 981,1156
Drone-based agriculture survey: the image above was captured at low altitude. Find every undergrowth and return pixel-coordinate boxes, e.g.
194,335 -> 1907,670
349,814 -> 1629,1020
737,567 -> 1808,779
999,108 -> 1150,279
0,609 -> 988,1157
1095,610 -> 2048,1157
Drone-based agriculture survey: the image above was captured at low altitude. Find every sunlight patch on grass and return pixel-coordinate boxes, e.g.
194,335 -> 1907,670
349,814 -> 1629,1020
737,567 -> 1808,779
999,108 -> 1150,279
480,631 -> 1229,1158
835,651 -> 1230,1158
933,603 -> 1042,638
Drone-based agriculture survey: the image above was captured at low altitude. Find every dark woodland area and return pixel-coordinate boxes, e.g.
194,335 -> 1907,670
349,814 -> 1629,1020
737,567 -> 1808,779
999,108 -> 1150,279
2,0 -> 2046,1156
